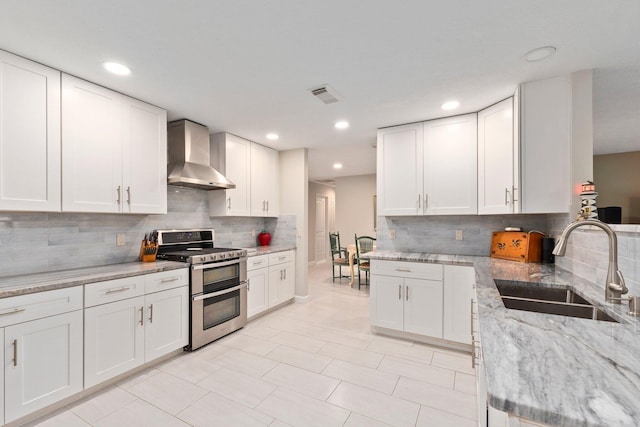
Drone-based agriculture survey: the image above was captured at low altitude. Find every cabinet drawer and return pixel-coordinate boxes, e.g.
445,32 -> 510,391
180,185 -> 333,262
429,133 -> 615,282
145,269 -> 189,294
85,276 -> 145,307
0,287 -> 83,327
248,255 -> 269,271
269,250 -> 294,265
371,260 -> 442,281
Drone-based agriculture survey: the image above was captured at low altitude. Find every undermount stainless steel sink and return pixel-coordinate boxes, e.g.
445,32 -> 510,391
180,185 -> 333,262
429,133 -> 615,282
494,280 -> 619,323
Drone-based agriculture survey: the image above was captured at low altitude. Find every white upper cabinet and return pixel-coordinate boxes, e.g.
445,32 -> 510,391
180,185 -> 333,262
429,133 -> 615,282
62,74 -> 167,214
519,75 -> 571,213
377,123 -> 423,216
478,97 -> 519,214
423,114 -> 477,215
209,133 -> 251,216
377,115 -> 477,216
251,142 -> 279,217
0,50 -> 61,212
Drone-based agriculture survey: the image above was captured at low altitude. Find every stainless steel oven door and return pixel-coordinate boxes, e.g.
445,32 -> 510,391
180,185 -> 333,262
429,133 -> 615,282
190,258 -> 247,350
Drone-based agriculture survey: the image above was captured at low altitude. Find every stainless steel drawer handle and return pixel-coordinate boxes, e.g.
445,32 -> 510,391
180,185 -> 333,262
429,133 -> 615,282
227,197 -> 231,210
278,256 -> 286,260
127,186 -> 131,205
13,339 -> 18,367
105,286 -> 131,294
253,261 -> 264,265
0,308 -> 26,317
148,304 -> 153,323
398,284 -> 402,300
117,185 -> 121,205
395,268 -> 411,272
160,277 -> 179,283
139,306 -> 144,326
406,285 -> 409,301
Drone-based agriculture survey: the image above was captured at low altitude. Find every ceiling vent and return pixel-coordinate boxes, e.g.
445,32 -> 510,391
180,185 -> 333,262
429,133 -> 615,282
310,85 -> 340,104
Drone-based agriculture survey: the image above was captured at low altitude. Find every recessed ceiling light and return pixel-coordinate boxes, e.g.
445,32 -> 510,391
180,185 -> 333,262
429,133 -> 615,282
266,133 -> 279,140
524,46 -> 556,62
441,101 -> 460,111
335,121 -> 349,129
103,61 -> 131,76
333,163 -> 343,169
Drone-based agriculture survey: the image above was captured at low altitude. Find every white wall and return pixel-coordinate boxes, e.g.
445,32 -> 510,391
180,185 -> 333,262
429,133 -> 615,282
279,149 -> 309,299
335,174 -> 377,247
307,182 -> 335,263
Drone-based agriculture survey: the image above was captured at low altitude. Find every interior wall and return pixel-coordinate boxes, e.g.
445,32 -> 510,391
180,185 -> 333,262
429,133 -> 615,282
571,69 -> 594,218
307,181 -> 335,263
279,148 -> 309,299
335,174 -> 376,247
594,151 -> 640,223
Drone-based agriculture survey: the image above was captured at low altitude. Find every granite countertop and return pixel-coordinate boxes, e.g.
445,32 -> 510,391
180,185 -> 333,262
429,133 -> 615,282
0,261 -> 188,299
368,250 -> 640,427
243,245 -> 297,256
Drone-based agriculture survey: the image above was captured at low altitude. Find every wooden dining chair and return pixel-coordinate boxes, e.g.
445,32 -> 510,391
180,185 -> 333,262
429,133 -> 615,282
329,232 -> 349,282
354,234 -> 376,288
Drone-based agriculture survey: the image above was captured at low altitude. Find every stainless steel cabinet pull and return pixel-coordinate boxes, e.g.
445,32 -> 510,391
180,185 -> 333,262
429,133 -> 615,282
160,277 -> 179,283
247,278 -> 250,291
398,284 -> 402,299
139,306 -> 144,326
279,256 -> 286,260
266,200 -> 269,212
0,307 -> 26,317
193,282 -> 247,301
512,186 -> 518,202
504,188 -> 508,205
395,268 -> 411,272
284,269 -> 287,280
280,270 -> 284,280
12,339 -> 18,367
424,193 -> 429,209
263,200 -> 266,211
253,261 -> 263,265
470,298 -> 474,336
105,286 -> 130,294
227,197 -> 231,210
148,304 -> 153,323
471,334 -> 475,368
417,194 -> 421,208
127,186 -> 131,204
116,186 -> 121,205
406,285 -> 409,301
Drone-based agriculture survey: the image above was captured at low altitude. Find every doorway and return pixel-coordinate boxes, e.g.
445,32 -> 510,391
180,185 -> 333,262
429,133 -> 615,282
315,195 -> 328,263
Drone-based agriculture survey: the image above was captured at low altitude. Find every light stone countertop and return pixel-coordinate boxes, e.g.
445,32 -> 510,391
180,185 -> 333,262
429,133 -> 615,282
367,250 -> 640,427
243,245 -> 297,256
0,261 -> 188,299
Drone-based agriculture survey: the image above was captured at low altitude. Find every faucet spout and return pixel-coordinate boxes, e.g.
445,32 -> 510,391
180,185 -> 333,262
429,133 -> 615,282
552,219 -> 628,304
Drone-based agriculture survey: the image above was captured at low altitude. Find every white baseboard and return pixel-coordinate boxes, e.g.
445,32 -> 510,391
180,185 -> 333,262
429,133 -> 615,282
294,294 -> 310,304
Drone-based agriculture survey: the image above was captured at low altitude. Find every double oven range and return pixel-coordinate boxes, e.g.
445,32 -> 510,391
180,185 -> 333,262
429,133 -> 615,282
155,229 -> 247,351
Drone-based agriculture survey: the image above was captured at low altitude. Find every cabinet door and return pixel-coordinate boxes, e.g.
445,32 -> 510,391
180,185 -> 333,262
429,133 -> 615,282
370,275 -> 404,331
247,267 -> 269,317
377,123 -> 423,215
268,265 -> 283,306
209,133 -> 251,216
520,76 -> 570,213
478,97 -> 516,214
145,286 -> 189,361
280,261 -> 295,301
4,311 -> 83,423
424,114 -> 478,215
62,74 -> 123,213
84,296 -> 145,388
122,97 -> 167,214
404,278 -> 443,337
443,265 -> 474,344
251,143 -> 279,217
0,50 -> 61,212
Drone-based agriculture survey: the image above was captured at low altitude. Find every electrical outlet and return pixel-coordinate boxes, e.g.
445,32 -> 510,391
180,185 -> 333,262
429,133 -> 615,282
251,229 -> 256,237
455,229 -> 463,241
389,229 -> 396,240
116,233 -> 126,246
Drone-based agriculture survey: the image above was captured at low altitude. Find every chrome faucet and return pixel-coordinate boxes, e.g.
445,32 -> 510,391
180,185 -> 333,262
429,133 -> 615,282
552,219 -> 628,304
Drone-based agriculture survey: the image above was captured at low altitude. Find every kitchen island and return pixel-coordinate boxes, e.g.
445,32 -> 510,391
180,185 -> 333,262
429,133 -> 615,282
367,250 -> 640,427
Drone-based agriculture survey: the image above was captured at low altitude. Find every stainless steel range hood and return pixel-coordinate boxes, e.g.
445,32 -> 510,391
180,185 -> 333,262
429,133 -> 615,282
167,120 -> 235,190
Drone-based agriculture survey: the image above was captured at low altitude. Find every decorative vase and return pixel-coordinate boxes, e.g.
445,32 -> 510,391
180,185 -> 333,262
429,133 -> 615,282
258,231 -> 271,246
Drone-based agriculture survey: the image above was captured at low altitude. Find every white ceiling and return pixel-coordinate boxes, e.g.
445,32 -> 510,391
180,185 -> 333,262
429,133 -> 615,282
1,1 -> 638,178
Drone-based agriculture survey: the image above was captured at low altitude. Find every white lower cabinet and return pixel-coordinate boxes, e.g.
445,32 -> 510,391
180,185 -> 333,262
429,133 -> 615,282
268,251 -> 295,307
371,260 -> 474,346
247,255 -> 269,318
84,270 -> 188,388
1,287 -> 84,424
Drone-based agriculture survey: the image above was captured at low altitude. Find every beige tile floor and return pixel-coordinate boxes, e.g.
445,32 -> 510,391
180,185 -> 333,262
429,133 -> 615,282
29,263 -> 477,427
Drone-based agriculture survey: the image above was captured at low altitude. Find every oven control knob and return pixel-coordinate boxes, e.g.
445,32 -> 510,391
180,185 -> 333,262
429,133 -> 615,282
220,253 -> 226,259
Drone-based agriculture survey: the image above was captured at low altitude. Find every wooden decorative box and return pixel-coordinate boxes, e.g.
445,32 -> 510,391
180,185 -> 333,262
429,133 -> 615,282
490,231 -> 545,263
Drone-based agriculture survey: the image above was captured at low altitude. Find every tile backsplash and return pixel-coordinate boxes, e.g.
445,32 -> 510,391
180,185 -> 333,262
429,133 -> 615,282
0,186 -> 296,278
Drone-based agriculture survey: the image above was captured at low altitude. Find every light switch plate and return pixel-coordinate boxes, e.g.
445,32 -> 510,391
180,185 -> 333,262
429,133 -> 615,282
389,229 -> 396,240
116,233 -> 126,246
455,230 -> 463,241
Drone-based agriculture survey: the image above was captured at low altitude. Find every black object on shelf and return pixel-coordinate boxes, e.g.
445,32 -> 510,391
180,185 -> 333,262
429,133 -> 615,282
542,237 -> 555,264
599,206 -> 622,224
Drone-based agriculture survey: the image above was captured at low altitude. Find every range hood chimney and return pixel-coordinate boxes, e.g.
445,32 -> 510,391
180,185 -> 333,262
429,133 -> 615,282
167,120 -> 235,190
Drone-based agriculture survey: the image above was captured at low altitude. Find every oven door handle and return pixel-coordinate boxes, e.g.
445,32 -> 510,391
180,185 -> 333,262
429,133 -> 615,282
192,281 -> 248,301
191,259 -> 245,270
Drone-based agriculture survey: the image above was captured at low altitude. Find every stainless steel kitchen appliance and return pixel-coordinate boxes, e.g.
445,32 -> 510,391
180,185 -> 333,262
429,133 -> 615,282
155,229 -> 247,350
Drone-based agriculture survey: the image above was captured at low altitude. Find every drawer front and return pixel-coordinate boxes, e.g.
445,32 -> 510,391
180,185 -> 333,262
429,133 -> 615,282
371,260 -> 443,281
0,287 -> 83,327
145,268 -> 189,294
85,276 -> 145,307
247,255 -> 269,271
269,250 -> 294,266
